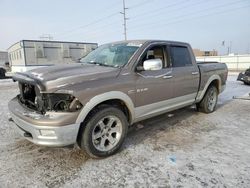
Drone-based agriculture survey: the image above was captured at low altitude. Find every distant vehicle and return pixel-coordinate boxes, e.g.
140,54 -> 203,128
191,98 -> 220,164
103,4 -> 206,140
0,62 -> 10,78
9,40 -> 228,158
0,51 -> 9,78
7,40 -> 98,73
237,67 -> 250,85
0,67 -> 6,78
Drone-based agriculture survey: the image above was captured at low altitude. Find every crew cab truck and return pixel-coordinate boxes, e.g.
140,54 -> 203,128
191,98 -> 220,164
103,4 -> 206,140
8,40 -> 228,158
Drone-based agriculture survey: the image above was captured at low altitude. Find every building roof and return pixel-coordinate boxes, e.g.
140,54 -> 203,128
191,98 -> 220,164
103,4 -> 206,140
7,40 -> 98,50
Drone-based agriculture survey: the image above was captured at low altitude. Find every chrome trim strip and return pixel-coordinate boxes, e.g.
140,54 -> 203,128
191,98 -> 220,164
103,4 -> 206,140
134,93 -> 196,122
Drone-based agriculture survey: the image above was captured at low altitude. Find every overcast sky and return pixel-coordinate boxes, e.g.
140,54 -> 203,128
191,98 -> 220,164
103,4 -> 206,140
0,0 -> 250,54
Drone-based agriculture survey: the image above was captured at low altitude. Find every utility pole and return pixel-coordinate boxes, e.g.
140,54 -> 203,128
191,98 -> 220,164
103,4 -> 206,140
229,41 -> 232,54
247,43 -> 250,54
120,0 -> 128,40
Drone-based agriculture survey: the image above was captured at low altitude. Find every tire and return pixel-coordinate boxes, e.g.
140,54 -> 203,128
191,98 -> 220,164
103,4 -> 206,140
196,85 -> 218,113
77,106 -> 128,158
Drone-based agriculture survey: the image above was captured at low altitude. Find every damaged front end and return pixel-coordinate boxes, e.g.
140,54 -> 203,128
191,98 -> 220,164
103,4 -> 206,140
8,73 -> 83,146
17,82 -> 83,114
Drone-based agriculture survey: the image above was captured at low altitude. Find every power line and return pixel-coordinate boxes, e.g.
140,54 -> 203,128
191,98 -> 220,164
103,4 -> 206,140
55,0 -> 124,38
128,0 -> 247,32
79,4 -> 249,44
70,20 -> 122,41
129,0 -> 188,19
54,0 -> 249,43
129,0 -> 206,24
56,12 -> 119,38
56,0 -> 132,41
163,4 -> 250,28
81,27 -> 122,42
130,4 -> 250,37
128,0 -> 155,9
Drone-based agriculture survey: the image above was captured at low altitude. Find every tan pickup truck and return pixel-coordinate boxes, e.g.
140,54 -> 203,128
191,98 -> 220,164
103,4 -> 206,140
9,40 -> 228,158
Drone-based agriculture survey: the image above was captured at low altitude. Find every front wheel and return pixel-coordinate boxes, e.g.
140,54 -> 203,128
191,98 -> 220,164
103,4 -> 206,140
197,85 -> 218,113
77,106 -> 128,158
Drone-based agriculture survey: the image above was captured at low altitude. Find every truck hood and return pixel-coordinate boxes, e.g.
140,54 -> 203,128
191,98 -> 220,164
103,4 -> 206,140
13,63 -> 120,92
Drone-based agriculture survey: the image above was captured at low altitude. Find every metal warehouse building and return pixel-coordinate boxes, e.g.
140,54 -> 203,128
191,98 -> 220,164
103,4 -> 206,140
8,40 -> 98,73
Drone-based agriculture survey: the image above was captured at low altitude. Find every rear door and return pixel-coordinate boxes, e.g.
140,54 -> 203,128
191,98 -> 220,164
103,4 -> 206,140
169,45 -> 200,103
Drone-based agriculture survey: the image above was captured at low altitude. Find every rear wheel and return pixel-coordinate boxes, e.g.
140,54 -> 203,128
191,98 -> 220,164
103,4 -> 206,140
197,85 -> 218,113
78,106 -> 128,158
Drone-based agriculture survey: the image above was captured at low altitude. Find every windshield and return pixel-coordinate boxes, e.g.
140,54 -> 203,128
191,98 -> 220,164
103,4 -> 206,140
80,42 -> 140,68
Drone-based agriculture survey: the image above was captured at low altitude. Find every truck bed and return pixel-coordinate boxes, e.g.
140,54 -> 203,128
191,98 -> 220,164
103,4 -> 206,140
197,62 -> 228,100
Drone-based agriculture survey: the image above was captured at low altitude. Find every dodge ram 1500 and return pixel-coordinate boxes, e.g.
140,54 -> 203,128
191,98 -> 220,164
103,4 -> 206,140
9,40 -> 228,158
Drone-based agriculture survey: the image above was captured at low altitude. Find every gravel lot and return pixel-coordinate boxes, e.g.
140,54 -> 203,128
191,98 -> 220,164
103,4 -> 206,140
0,75 -> 249,188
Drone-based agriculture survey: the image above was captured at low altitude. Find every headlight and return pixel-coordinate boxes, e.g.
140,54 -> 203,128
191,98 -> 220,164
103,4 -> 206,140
43,93 -> 83,112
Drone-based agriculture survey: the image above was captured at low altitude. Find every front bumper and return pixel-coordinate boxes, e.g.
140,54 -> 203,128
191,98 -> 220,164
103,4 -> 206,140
8,97 -> 80,147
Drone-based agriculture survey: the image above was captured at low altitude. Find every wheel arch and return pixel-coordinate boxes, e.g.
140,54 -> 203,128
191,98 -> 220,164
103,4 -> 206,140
209,79 -> 220,92
196,75 -> 221,102
75,91 -> 135,126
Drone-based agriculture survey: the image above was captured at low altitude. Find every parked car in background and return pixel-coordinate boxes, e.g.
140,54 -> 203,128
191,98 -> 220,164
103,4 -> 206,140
0,62 -> 11,78
237,67 -> 250,85
9,40 -> 228,158
0,66 -> 6,78
0,51 -> 9,78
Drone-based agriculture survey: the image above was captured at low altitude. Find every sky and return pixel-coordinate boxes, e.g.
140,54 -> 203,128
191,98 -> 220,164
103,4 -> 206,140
0,0 -> 250,55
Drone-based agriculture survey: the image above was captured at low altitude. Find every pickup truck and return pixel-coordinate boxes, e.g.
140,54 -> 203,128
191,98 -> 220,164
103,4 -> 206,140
8,40 -> 228,158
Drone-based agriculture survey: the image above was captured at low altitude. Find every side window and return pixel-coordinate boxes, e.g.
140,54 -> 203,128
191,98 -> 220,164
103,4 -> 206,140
139,45 -> 167,68
170,46 -> 192,67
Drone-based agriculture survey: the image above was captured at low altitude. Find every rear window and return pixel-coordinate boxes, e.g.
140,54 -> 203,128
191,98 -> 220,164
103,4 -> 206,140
170,46 -> 192,67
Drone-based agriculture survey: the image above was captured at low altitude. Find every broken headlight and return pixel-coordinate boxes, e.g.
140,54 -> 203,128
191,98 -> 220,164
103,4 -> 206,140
42,93 -> 83,112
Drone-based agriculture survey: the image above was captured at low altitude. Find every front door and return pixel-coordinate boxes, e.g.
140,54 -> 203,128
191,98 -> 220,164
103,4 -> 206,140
134,44 -> 174,119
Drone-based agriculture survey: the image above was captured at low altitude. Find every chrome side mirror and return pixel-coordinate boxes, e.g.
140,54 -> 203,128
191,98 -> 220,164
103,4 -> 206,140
143,59 -> 162,71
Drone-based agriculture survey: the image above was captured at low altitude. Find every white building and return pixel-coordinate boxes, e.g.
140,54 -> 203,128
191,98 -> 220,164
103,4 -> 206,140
8,40 -> 98,73
196,55 -> 250,71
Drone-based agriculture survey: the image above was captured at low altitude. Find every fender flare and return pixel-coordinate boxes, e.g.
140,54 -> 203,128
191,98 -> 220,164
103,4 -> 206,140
75,91 -> 135,125
196,75 -> 221,102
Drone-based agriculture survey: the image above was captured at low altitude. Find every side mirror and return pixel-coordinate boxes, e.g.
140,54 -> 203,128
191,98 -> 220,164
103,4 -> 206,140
143,59 -> 162,71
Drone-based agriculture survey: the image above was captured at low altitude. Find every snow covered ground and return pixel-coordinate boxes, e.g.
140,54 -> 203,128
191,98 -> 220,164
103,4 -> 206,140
0,75 -> 249,187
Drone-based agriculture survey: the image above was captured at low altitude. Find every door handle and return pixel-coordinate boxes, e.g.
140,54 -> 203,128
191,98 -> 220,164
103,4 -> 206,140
163,75 -> 173,79
191,72 -> 199,75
